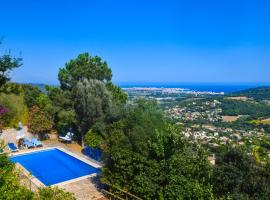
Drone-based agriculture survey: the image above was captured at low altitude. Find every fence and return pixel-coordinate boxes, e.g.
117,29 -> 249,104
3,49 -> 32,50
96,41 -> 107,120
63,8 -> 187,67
18,171 -> 40,192
101,184 -> 143,200
16,163 -> 40,192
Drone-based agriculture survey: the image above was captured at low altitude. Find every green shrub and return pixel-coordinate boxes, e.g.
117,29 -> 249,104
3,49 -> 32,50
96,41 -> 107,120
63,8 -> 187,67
35,187 -> 75,200
0,93 -> 28,128
28,106 -> 53,137
0,154 -> 34,200
84,129 -> 103,148
55,109 -> 76,134
0,82 -> 24,95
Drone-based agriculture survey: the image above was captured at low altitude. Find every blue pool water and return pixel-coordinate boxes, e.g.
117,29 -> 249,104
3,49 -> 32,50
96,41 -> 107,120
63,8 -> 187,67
10,148 -> 100,186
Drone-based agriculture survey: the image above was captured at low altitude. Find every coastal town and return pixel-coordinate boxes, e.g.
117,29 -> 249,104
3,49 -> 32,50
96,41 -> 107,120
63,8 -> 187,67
123,87 -> 224,100
123,86 -> 270,159
162,94 -> 270,162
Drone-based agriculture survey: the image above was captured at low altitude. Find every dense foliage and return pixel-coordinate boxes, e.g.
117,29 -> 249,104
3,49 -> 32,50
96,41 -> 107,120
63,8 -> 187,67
35,187 -> 75,200
84,129 -> 103,148
0,93 -> 28,127
0,42 -> 22,88
220,99 -> 270,118
74,78 -> 112,144
23,84 -> 44,108
0,105 -> 8,130
56,53 -> 127,143
28,106 -> 53,137
45,86 -> 76,133
231,87 -> 270,101
212,146 -> 270,199
106,82 -> 128,105
0,153 -> 34,200
101,100 -> 214,199
58,53 -> 112,90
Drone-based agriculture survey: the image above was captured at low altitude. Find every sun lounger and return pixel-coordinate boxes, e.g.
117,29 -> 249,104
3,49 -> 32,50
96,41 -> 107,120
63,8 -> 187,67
23,138 -> 35,148
31,138 -> 43,147
7,142 -> 19,152
59,132 -> 73,143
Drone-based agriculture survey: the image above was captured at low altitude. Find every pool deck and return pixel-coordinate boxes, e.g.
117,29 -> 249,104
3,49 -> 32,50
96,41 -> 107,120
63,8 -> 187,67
1,128 -> 105,200
14,145 -> 105,200
61,176 -> 106,200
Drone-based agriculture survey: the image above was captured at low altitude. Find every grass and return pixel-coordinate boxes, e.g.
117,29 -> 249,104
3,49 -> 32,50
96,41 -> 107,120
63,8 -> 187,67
250,118 -> 270,125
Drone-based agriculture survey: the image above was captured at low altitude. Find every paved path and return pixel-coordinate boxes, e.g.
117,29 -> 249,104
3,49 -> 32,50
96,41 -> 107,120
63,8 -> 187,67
60,177 -> 105,200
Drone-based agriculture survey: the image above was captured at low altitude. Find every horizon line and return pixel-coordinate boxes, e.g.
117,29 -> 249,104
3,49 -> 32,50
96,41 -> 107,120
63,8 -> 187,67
13,81 -> 270,86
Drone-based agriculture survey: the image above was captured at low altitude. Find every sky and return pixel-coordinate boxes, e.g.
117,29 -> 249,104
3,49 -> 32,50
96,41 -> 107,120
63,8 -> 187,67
1,0 -> 270,85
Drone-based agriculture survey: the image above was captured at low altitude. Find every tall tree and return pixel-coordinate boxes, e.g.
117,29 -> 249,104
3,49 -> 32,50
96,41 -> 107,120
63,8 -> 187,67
0,42 -> 22,88
106,82 -> 128,105
74,78 -> 112,145
58,53 -> 112,90
45,86 -> 77,133
23,84 -> 43,108
56,53 -> 125,135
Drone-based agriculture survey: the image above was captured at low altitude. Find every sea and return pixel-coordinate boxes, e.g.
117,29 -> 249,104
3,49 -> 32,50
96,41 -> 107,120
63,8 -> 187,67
30,82 -> 270,94
118,83 -> 270,94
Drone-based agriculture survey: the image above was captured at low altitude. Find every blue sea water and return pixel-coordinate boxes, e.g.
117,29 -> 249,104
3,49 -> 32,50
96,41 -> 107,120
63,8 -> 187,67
10,149 -> 99,186
119,83 -> 270,93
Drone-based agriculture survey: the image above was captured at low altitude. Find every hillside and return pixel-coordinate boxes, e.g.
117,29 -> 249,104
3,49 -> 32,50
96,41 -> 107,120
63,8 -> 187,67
229,86 -> 270,101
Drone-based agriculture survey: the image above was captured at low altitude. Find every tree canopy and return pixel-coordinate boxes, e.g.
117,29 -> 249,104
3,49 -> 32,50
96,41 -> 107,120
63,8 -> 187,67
74,78 -> 112,144
58,53 -> 112,90
28,106 -> 53,137
101,99 -> 214,199
212,146 -> 270,199
0,42 -> 22,88
54,53 -> 126,135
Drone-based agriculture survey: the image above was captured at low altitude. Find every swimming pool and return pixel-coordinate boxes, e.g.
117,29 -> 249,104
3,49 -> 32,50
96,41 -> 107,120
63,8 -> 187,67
10,148 -> 100,186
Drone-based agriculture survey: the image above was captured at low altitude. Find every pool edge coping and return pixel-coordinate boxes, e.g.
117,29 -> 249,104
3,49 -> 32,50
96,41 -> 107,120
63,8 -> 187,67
10,146 -> 102,187
15,162 -> 45,188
